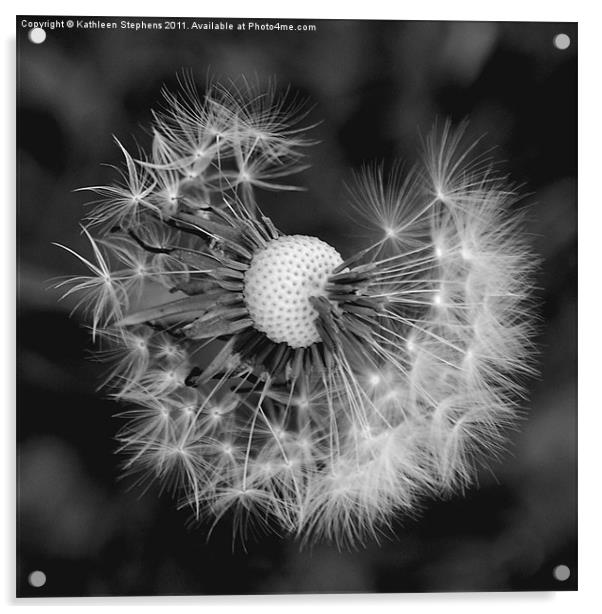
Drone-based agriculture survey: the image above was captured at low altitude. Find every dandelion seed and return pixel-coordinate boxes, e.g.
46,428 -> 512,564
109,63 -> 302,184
57,76 -> 537,548
79,139 -> 158,231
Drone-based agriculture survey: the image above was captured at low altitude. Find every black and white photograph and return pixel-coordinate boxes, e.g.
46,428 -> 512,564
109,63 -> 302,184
16,13 -> 577,599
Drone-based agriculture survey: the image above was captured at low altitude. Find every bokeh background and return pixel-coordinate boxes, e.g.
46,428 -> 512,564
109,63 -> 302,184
17,17 -> 577,596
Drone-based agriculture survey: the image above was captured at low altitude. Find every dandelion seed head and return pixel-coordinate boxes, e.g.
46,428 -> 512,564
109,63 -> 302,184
243,235 -> 343,348
57,78 -> 538,548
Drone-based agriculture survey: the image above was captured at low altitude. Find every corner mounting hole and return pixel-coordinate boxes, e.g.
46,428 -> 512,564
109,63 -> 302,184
553,564 -> 570,582
28,28 -> 47,44
553,33 -> 571,50
28,570 -> 46,587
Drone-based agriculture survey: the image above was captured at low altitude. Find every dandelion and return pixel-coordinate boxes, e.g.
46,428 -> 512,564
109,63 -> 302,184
57,77 -> 537,548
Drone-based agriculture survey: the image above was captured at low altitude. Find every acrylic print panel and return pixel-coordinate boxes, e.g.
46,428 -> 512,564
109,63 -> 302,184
16,16 -> 577,596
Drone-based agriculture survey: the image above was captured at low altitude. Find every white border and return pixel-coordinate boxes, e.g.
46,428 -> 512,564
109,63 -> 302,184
4,1 -> 598,612
2,0 -> 585,21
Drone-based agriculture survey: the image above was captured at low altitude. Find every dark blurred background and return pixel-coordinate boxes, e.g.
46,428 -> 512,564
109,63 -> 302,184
16,17 -> 577,596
